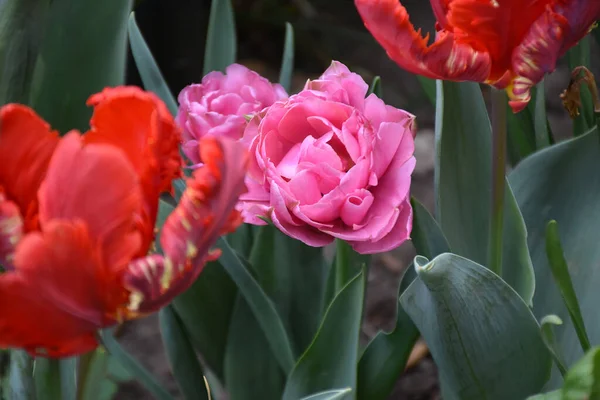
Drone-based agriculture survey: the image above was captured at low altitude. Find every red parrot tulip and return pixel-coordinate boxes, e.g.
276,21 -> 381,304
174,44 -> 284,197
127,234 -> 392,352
0,87 -> 247,357
355,0 -> 600,112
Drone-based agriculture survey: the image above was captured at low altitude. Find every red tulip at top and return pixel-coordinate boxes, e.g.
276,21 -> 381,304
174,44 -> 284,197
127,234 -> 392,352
355,0 -> 600,112
0,87 -> 247,357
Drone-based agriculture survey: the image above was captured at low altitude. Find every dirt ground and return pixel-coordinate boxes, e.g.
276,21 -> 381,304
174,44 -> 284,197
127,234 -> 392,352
116,1 -> 584,398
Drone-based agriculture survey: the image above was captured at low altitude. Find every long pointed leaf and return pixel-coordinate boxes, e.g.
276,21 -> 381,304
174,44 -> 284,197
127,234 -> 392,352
203,0 -> 236,74
279,22 -> 294,93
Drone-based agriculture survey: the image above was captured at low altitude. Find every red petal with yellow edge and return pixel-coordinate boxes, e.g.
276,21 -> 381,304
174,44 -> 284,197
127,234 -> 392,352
0,105 -> 59,231
0,221 -> 104,357
84,86 -> 182,256
39,132 -> 143,275
509,0 -> 600,112
0,193 -> 22,270
354,0 -> 491,82
123,137 -> 247,315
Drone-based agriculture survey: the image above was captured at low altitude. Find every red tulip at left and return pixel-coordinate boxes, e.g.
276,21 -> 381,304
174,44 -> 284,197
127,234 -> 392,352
355,0 -> 600,112
0,87 -> 248,357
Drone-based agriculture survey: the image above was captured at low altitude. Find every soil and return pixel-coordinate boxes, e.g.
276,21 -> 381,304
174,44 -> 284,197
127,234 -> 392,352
117,1 -> 585,398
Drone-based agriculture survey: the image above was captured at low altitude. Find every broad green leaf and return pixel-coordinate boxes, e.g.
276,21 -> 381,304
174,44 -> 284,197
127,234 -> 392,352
301,388 -> 352,400
227,223 -> 255,259
561,346 -> 600,400
434,80 -> 535,304
171,259 -> 237,381
282,272 -> 365,400
567,36 -> 593,136
0,0 -> 49,105
217,237 -> 295,373
8,350 -> 35,400
367,76 -> 381,98
128,12 -> 177,115
334,239 -> 369,294
249,224 -> 328,356
400,253 -> 551,400
29,0 -> 132,133
99,329 -> 173,400
160,305 -> 209,400
509,126 -> 600,389
356,266 -> 418,400
78,349 -> 109,400
545,221 -> 590,352
417,76 -> 436,106
203,0 -> 236,75
59,358 -> 77,400
410,197 -> 450,259
279,22 -> 294,93
540,315 -> 567,377
224,298 -> 285,400
34,358 -> 61,400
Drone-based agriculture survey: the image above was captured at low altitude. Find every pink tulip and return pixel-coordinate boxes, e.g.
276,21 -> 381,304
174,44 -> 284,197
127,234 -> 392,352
176,63 -> 288,163
240,61 -> 416,254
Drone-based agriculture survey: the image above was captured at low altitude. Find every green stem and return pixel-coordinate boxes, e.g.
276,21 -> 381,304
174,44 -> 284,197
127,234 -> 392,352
335,239 -> 352,293
487,88 -> 507,277
8,350 -> 35,400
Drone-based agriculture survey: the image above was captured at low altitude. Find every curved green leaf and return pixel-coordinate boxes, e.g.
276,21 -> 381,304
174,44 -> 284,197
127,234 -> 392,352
282,272 -> 365,400
29,0 -> 132,132
400,253 -> 551,400
224,297 -> 285,400
434,80 -> 535,304
561,346 -> 600,400
9,351 -> 35,400
217,237 -> 295,373
301,388 -> 352,400
410,197 -> 450,259
367,76 -> 381,98
540,315 -> 567,377
203,0 -> 236,75
509,126 -> 600,389
279,22 -> 294,93
160,305 -> 209,400
128,12 -> 177,115
0,0 -> 49,105
99,329 -> 173,400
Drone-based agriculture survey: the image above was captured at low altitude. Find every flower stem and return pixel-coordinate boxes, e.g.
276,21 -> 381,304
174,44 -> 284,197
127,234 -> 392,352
488,88 -> 507,277
335,239 -> 352,293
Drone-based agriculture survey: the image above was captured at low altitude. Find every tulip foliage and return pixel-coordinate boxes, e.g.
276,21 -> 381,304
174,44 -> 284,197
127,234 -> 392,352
1,0 -> 600,399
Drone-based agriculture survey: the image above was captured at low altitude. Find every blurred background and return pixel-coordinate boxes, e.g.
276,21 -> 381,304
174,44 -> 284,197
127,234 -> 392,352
118,1 -> 583,398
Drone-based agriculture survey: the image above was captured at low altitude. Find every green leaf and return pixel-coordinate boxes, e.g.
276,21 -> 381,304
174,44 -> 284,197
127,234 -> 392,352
545,220 -> 591,352
128,12 -> 177,115
0,0 -> 49,105
526,390 -> 561,400
203,0 -> 236,75
248,224 -> 328,356
367,76 -> 381,98
78,349 -> 110,400
171,259 -> 237,381
29,0 -> 132,133
217,237 -> 295,373
534,79 -> 551,148
410,197 -> 450,259
282,272 -> 365,400
540,315 -> 568,377
59,358 -> 77,400
226,223 -> 256,259
509,126 -> 600,389
400,253 -> 551,400
561,346 -> 600,400
356,266 -> 418,400
99,329 -> 173,400
417,76 -> 436,106
300,388 -> 352,400
506,91 -> 537,166
279,22 -> 294,93
224,297 -> 285,400
434,80 -> 535,305
160,305 -> 209,400
34,358 -> 61,400
567,36 -> 593,136
8,350 -> 35,400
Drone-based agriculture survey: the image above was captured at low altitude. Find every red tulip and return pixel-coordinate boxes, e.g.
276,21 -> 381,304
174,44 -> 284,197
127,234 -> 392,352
355,0 -> 600,112
0,87 -> 247,357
